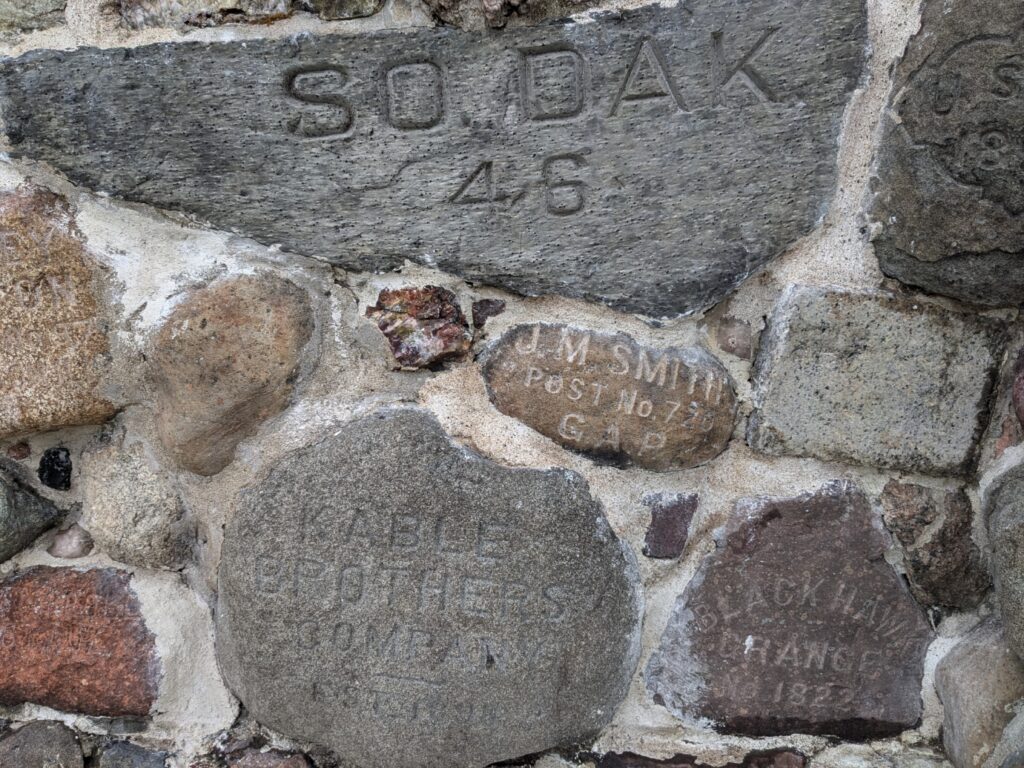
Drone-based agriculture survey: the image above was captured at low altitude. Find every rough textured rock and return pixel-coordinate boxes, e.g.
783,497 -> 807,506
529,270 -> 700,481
38,445 -> 72,491
642,492 -> 698,560
0,461 -> 62,563
597,751 -> 805,768
0,0 -> 866,317
935,619 -> 1024,768
0,188 -> 115,438
120,0 -> 383,27
0,721 -> 83,768
471,299 -> 505,330
0,0 -> 64,31
216,408 -> 640,768
716,317 -> 753,361
80,433 -> 191,569
422,0 -> 593,30
365,286 -> 472,369
483,325 -> 737,470
97,741 -> 168,768
747,287 -> 1005,475
0,567 -> 159,717
47,523 -> 94,559
986,462 -> 1024,661
226,748 -> 310,767
646,482 -> 933,739
984,709 -> 1024,768
151,274 -> 313,476
870,0 -> 1024,307
880,481 -> 989,610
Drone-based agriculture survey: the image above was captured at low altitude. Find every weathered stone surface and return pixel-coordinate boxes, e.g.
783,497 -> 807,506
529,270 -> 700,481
0,461 -> 62,563
646,482 -> 933,739
986,462 -> 1024,661
80,433 -> 191,569
38,445 -> 72,491
870,0 -> 1024,307
642,492 -> 698,560
0,0 -> 64,31
748,287 -> 1005,475
47,523 -> 94,559
596,751 -> 805,768
5,440 -> 29,460
0,722 -> 83,768
716,316 -> 753,361
120,0 -> 382,27
98,741 -> 168,768
422,0 -> 592,30
471,298 -> 505,330
985,709 -> 1024,768
216,408 -> 640,768
0,567 -> 159,717
366,286 -> 472,369
483,325 -> 737,470
0,0 -> 866,317
120,0 -> 289,27
0,188 -> 115,438
880,481 -> 989,610
935,619 -> 1024,768
226,748 -> 310,768
151,274 -> 313,476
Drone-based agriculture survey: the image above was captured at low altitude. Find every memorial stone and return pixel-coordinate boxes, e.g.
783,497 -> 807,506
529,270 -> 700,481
0,0 -> 866,316
870,0 -> 1024,307
748,287 -> 1005,475
482,324 -> 737,470
646,482 -> 933,739
216,408 -> 641,768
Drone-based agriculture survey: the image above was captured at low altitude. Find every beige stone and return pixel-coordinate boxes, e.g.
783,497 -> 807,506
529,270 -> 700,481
151,274 -> 313,476
481,324 -> 737,471
0,187 -> 115,439
80,431 -> 191,569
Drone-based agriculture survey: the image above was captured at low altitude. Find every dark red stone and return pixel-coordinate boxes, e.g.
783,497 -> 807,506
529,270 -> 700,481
0,567 -> 159,717
471,298 -> 506,329
597,750 -> 805,768
642,493 -> 698,559
880,480 -> 990,610
365,286 -> 472,369
646,482 -> 933,739
5,442 -> 29,461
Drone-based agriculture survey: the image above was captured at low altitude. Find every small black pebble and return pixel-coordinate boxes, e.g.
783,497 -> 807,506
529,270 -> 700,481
38,446 -> 72,491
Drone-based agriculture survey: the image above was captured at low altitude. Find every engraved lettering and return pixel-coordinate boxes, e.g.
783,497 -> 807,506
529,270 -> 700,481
610,38 -> 688,115
285,65 -> 354,138
710,27 -> 778,105
520,46 -> 587,121
384,60 -> 445,130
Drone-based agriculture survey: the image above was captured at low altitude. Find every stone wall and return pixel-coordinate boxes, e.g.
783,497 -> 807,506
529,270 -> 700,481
0,0 -> 1020,767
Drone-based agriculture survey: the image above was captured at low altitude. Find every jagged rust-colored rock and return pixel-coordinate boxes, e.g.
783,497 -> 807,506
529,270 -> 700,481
365,286 -> 472,369
0,567 -> 159,717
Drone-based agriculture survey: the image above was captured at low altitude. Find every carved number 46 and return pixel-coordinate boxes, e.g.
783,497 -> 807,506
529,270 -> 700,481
450,153 -> 587,216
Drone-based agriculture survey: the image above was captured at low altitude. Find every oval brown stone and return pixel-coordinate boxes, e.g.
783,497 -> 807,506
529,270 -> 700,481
481,324 -> 737,471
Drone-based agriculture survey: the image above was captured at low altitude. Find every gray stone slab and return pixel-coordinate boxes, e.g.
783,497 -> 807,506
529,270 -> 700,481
645,482 -> 934,739
985,461 -> 1024,663
0,461 -> 62,564
869,0 -> 1024,307
747,287 -> 1005,476
216,408 -> 641,768
0,722 -> 82,768
0,0 -> 866,317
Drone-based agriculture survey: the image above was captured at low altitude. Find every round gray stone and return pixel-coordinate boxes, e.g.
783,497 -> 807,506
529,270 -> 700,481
216,408 -> 641,768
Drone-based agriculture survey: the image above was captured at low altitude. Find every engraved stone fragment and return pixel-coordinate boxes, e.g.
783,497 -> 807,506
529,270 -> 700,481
0,0 -> 867,316
747,287 -> 1005,475
935,619 -> 1024,768
0,188 -> 115,439
216,408 -> 640,768
870,0 -> 1024,307
482,324 -> 737,470
646,482 -> 933,739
